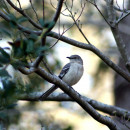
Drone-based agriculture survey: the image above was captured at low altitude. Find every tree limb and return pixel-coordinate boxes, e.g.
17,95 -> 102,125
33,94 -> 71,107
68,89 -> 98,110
33,67 -> 119,129
17,92 -> 130,121
0,11 -> 130,81
49,31 -> 130,82
105,0 -> 130,72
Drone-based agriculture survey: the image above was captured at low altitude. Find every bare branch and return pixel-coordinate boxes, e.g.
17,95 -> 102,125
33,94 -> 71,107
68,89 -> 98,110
65,1 -> 92,44
0,11 -> 129,81
111,26 -> 130,72
105,0 -> 130,71
116,11 -> 130,24
114,6 -> 130,13
34,67 -> 119,129
44,0 -> 64,34
105,0 -> 116,27
49,31 -> 130,82
18,92 -> 130,121
29,0 -> 40,23
42,59 -> 53,74
43,0 -> 45,20
18,67 -> 37,75
87,0 -> 111,27
17,0 -> 22,9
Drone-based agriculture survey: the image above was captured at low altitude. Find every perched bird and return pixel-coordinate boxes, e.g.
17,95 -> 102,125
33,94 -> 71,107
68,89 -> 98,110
40,55 -> 84,100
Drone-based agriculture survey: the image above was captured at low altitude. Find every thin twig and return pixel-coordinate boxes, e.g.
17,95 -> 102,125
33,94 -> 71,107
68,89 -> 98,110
43,0 -> 45,20
42,59 -> 53,74
116,11 -> 130,24
29,0 -> 40,23
65,2 -> 91,44
87,0 -> 111,27
17,0 -> 22,9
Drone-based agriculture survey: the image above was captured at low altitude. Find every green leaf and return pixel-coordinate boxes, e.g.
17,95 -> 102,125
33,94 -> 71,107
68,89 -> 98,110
0,112 -> 7,120
0,64 -> 3,67
39,19 -> 44,27
39,20 -> 55,29
17,17 -> 28,24
11,60 -> 27,69
35,46 -> 48,56
26,40 -> 34,54
13,46 -> 25,58
6,103 -> 17,109
8,14 -> 18,28
0,69 -> 11,78
47,21 -> 55,29
9,21 -> 17,28
8,14 -> 17,21
0,47 -> 10,64
0,28 -> 12,38
29,33 -> 38,41
0,48 -> 10,59
2,80 -> 16,97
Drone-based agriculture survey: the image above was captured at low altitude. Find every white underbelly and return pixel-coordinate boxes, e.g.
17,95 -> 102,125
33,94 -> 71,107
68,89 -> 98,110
62,63 -> 83,86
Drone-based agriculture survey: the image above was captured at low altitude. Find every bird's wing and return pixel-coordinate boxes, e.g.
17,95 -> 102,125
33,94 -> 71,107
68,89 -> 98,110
58,63 -> 70,79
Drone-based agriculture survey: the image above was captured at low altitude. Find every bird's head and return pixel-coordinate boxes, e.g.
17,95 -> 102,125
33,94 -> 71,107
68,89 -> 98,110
67,55 -> 83,65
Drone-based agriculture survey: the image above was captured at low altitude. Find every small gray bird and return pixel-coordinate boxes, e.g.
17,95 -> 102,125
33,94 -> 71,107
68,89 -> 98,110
40,55 -> 84,100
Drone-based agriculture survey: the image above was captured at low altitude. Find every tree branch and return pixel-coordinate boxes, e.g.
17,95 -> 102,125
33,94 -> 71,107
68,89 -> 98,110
43,0 -> 64,34
111,26 -> 130,72
18,92 -> 130,121
49,31 -> 130,82
33,67 -> 119,129
116,11 -> 130,24
0,11 -> 130,81
105,0 -> 130,72
18,67 -> 37,75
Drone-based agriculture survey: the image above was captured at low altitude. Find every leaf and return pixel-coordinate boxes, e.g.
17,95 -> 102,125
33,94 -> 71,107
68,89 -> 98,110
0,28 -> 12,38
39,18 -> 44,27
29,33 -> 38,41
13,46 -> 25,58
0,64 -> 3,67
11,60 -> 27,69
26,39 -> 34,54
2,80 -> 16,97
0,69 -> 11,78
9,21 -> 17,28
0,47 -> 10,64
0,112 -> 7,120
47,21 -> 55,29
35,46 -> 48,56
17,17 -> 28,24
8,14 -> 17,21
39,20 -> 55,29
8,14 -> 18,28
0,48 -> 10,59
6,103 -> 17,109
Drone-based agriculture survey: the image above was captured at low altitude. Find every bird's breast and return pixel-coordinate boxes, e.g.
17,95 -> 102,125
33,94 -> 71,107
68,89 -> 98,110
62,63 -> 83,86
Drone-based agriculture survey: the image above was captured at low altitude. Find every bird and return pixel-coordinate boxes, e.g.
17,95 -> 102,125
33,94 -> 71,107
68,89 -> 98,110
39,55 -> 84,100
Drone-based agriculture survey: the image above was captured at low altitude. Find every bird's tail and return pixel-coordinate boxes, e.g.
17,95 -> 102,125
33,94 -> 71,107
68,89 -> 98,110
39,85 -> 58,100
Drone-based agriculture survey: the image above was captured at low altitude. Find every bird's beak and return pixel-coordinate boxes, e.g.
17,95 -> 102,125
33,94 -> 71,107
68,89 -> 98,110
66,56 -> 70,59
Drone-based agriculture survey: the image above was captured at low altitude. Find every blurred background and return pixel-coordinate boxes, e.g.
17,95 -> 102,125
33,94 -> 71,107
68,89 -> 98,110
0,0 -> 130,130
